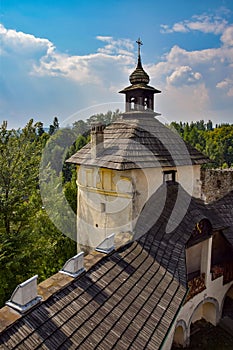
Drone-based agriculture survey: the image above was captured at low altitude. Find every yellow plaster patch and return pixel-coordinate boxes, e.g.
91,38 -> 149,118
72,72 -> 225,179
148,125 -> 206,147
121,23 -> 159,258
77,183 -> 133,198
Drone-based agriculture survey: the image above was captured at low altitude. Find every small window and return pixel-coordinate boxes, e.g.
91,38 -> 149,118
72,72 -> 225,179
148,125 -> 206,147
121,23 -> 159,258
100,203 -> 106,213
130,97 -> 137,110
163,170 -> 176,183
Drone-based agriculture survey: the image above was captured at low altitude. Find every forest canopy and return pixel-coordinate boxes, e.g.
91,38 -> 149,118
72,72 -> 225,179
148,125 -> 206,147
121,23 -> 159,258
169,120 -> 233,168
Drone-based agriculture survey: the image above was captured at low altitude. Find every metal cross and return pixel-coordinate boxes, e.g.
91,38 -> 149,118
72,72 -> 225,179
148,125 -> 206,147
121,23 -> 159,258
136,38 -> 143,57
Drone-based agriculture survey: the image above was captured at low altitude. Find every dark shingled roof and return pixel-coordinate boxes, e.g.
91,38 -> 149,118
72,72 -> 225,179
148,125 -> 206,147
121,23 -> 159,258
1,184 -> 232,349
0,253 -> 186,349
0,202 -> 187,349
135,183 -> 232,286
208,190 -> 233,247
67,114 -> 209,170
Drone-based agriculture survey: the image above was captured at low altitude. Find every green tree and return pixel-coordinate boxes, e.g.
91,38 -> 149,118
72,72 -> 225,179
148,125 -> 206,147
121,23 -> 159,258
169,120 -> 233,168
0,119 -> 76,307
86,109 -> 121,127
49,116 -> 60,135
63,169 -> 77,213
72,120 -> 89,136
36,121 -> 45,137
207,120 -> 213,131
0,120 -> 42,235
0,120 -> 44,304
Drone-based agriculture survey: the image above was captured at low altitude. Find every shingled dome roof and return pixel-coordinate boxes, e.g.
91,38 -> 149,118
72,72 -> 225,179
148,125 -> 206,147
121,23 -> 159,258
67,114 -> 210,170
129,56 -> 150,85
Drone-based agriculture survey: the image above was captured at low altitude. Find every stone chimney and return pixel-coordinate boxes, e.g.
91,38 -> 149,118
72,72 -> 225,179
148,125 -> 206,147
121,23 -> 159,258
91,122 -> 104,158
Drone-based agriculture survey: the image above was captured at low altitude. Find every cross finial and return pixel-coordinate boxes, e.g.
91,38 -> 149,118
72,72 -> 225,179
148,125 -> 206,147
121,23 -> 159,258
136,37 -> 143,58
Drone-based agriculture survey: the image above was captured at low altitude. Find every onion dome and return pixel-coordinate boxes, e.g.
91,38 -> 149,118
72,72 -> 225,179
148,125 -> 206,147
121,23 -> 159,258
129,55 -> 150,85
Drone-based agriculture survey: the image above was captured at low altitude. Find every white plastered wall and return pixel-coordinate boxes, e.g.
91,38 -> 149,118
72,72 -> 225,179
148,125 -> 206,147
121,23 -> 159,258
76,163 -> 201,250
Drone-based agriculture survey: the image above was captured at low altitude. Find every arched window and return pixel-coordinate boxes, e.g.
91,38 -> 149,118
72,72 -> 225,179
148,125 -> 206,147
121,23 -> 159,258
173,325 -> 185,347
130,97 -> 137,110
144,97 -> 148,110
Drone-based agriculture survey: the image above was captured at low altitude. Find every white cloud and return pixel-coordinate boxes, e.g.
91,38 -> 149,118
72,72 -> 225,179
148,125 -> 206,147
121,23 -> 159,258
173,23 -> 189,33
0,24 -> 134,85
157,83 -> 210,123
160,24 -> 173,34
0,23 -> 53,56
221,25 -> 233,46
32,35 -> 135,84
0,24 -> 135,127
167,66 -> 202,86
161,12 -> 228,35
187,14 -> 227,34
96,36 -> 134,55
228,87 -> 233,97
148,24 -> 233,122
216,78 -> 233,96
96,36 -> 113,42
216,78 -> 231,89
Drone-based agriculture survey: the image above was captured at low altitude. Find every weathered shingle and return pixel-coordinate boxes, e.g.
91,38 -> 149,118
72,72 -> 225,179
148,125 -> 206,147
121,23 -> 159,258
0,240 -> 186,349
208,190 -> 233,247
1,184 -> 232,349
67,114 -> 210,169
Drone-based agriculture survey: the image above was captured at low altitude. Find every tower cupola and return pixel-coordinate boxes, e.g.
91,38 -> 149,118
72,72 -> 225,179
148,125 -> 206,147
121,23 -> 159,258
119,38 -> 161,113
129,53 -> 150,85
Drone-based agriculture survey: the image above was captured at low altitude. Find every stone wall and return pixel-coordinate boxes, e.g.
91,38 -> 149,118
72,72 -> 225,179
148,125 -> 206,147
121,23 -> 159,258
201,168 -> 233,203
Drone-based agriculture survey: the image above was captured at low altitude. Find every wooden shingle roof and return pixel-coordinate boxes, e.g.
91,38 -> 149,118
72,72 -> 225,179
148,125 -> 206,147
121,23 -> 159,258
0,184 -> 233,349
67,113 -> 209,170
0,242 -> 187,349
135,183 -> 232,286
208,190 -> 233,247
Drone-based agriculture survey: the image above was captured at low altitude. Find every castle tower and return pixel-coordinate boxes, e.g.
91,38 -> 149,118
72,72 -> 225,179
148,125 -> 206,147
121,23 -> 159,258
67,39 -> 209,252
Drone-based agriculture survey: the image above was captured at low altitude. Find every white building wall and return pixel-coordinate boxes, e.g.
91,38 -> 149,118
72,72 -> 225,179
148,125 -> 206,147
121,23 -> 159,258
186,242 -> 202,275
76,163 -> 202,250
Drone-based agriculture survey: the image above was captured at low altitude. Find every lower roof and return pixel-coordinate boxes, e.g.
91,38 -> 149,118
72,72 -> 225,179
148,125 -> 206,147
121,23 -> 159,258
0,184 -> 232,349
208,191 -> 233,247
0,240 -> 186,350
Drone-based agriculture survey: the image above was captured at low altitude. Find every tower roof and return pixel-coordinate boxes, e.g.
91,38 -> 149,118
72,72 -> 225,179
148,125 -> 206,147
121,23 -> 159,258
129,54 -> 150,85
67,115 -> 210,170
119,38 -> 161,95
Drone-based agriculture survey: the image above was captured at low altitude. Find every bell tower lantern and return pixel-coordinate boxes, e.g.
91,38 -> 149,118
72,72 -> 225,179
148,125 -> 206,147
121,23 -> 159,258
119,38 -> 161,113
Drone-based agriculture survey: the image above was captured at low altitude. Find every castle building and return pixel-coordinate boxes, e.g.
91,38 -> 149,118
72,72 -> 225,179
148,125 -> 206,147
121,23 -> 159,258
67,39 -> 208,252
0,40 -> 233,349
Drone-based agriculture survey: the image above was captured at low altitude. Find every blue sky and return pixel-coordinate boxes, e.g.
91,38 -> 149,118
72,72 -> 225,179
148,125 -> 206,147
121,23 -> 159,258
1,0 -> 233,128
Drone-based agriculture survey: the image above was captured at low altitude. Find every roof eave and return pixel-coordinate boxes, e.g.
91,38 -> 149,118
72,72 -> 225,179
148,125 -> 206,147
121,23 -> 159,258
119,85 -> 161,94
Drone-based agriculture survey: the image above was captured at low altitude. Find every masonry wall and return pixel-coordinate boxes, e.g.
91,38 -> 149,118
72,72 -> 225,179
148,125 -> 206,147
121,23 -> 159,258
201,168 -> 233,203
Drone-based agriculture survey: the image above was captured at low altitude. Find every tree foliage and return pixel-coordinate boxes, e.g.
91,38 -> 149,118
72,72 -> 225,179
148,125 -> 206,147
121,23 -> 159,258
0,120 -> 42,235
169,120 -> 233,168
86,109 -> 120,127
0,118 -> 76,307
